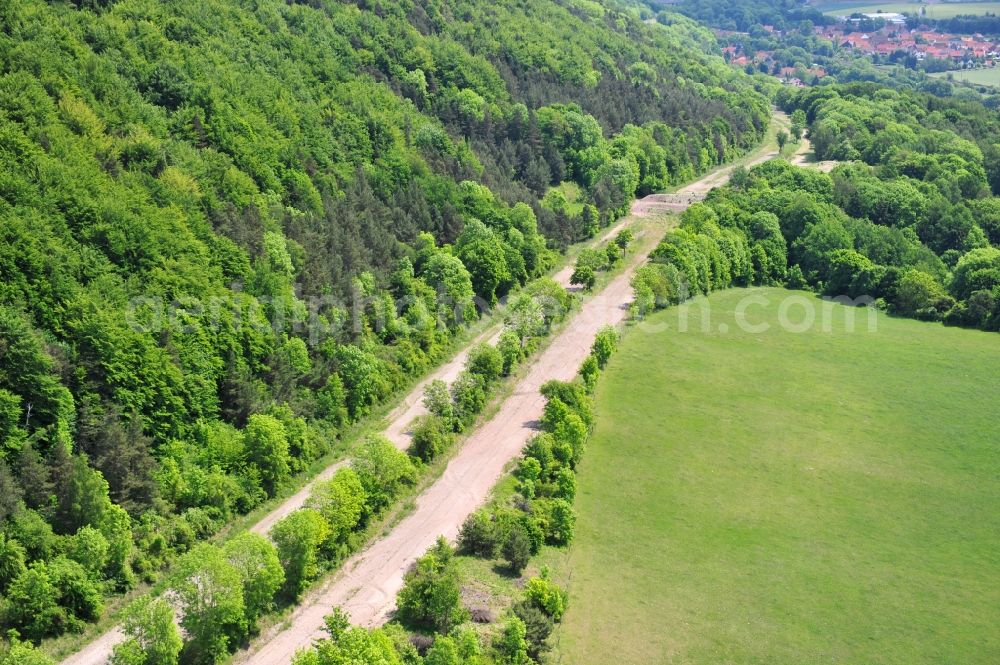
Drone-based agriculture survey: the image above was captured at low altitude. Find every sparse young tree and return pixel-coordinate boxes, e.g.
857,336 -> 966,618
223,532 -> 284,630
502,525 -> 532,575
410,415 -> 453,462
351,436 -> 416,513
270,509 -> 330,600
590,326 -> 618,368
306,468 -> 367,547
494,616 -> 531,665
423,379 -> 454,423
171,544 -> 246,663
396,538 -> 468,632
243,414 -> 291,496
111,597 -> 183,665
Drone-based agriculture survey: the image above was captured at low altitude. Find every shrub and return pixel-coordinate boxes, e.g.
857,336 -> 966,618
410,415 -> 453,462
502,525 -> 532,575
5,562 -> 65,640
570,264 -> 596,290
466,343 -> 504,384
590,326 -> 618,368
523,576 -> 568,621
579,354 -> 599,393
270,509 -> 330,600
396,538 -> 468,633
458,511 -> 499,557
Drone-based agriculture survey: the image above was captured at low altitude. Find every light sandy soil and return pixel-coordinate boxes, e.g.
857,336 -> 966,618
62,114 -> 792,665
789,134 -> 840,172
237,229 -> 648,665
233,128 -> 800,662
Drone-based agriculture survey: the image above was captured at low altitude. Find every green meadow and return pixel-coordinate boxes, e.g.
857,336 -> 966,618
818,1 -> 1000,18
930,68 -> 1000,88
551,287 -> 1000,665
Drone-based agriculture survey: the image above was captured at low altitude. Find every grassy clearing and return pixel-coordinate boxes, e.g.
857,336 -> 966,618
930,67 -> 1000,87
818,1 -> 1000,18
546,181 -> 586,217
549,287 -> 1000,665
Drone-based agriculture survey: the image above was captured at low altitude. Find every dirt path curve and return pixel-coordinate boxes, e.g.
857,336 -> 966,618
789,134 -> 840,173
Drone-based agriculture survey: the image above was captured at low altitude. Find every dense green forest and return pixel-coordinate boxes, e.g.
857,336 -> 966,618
651,0 -> 831,32
630,84 -> 1000,331
0,0 -> 771,651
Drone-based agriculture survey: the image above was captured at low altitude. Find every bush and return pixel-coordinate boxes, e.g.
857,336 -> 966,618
523,576 -> 568,621
270,509 -> 330,600
466,343 -> 504,384
590,326 -> 618,368
570,264 -> 596,290
4,562 -> 65,640
893,269 -> 954,320
410,415 -> 453,462
0,533 -> 27,593
396,538 -> 468,632
502,526 -> 532,575
458,510 -> 499,557
579,354 -> 599,393
0,637 -> 54,665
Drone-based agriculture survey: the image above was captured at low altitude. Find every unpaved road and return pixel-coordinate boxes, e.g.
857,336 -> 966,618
235,124 -> 794,663
790,134 -> 839,172
63,114 -> 789,665
632,110 -> 805,218
238,229 -> 650,665
60,206 -> 637,665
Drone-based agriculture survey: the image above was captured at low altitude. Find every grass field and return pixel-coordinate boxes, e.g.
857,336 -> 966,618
817,1 -> 1000,18
551,288 -> 1000,664
930,67 -> 1000,87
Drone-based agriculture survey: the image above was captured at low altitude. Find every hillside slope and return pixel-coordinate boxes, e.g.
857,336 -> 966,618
0,0 -> 770,654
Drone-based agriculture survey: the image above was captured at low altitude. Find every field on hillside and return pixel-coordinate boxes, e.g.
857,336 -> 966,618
930,67 -> 1000,87
817,1 -> 1000,18
550,288 -> 1000,665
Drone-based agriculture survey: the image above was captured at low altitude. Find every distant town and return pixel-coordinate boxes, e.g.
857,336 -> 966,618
720,14 -> 1000,87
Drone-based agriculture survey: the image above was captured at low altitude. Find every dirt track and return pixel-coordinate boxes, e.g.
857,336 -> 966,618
60,212 -> 635,665
237,225 -> 649,665
233,126 -> 802,661
62,114 -> 793,665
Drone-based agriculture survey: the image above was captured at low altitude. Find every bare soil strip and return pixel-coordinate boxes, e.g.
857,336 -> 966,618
63,114 -> 792,665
